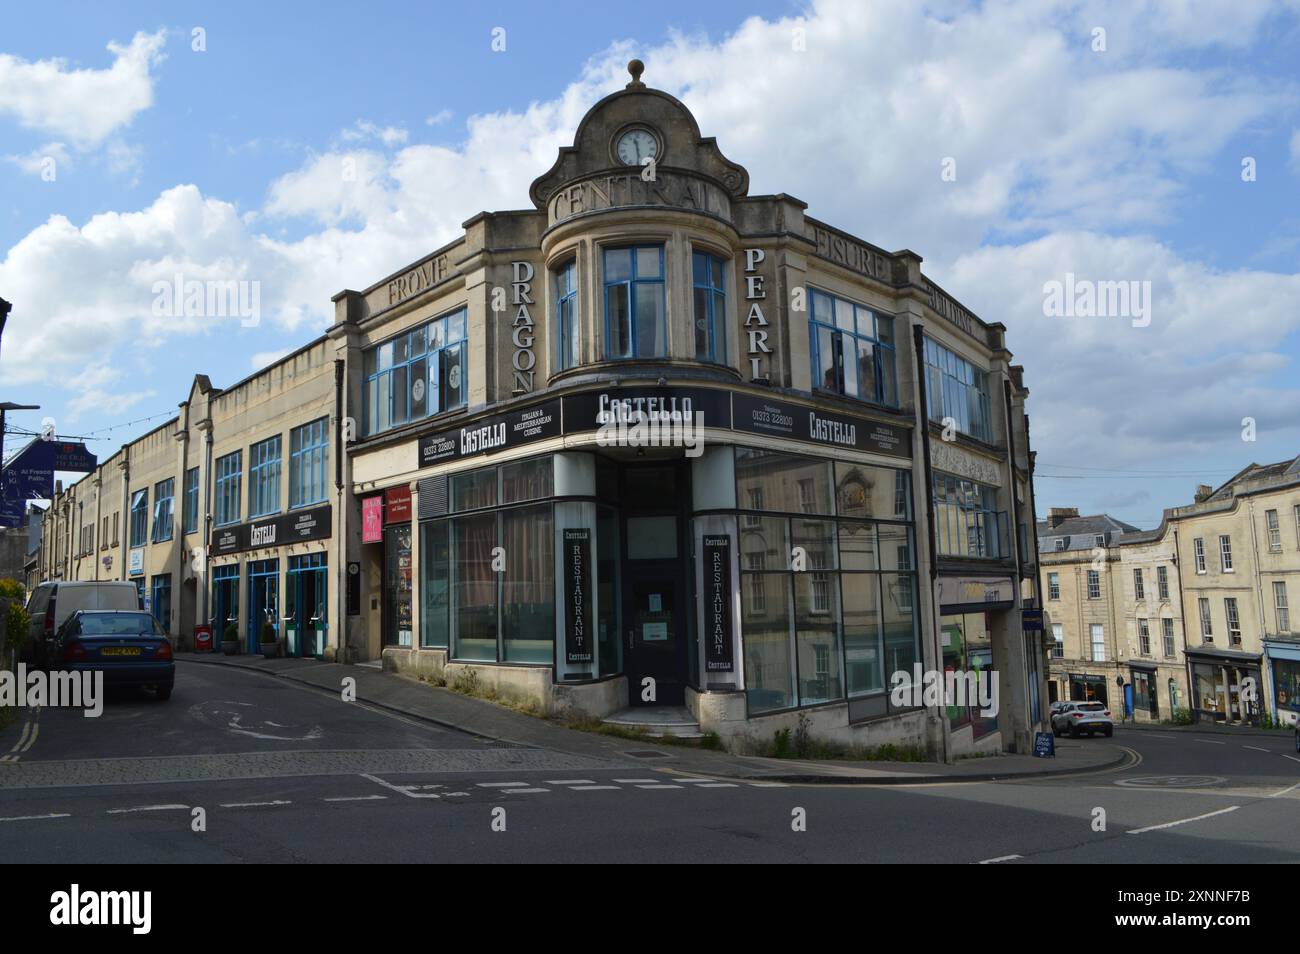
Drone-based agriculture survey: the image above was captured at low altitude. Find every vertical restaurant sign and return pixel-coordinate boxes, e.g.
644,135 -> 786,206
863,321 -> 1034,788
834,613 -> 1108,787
563,528 -> 592,665
362,496 -> 383,543
703,535 -> 734,672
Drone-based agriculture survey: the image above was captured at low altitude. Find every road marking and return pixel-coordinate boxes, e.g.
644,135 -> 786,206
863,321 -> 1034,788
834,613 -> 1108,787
0,813 -> 71,822
1283,755 -> 1300,764
106,804 -> 189,814
476,782 -> 528,788
1126,805 -> 1239,834
361,773 -> 441,798
545,780 -> 595,785
324,795 -> 388,802
1243,745 -> 1270,752
8,720 -> 32,754
635,784 -> 684,790
977,854 -> 1022,864
1194,739 -> 1226,745
1269,779 -> 1300,799
748,782 -> 789,787
570,785 -> 620,791
613,778 -> 661,783
694,783 -> 739,788
19,723 -> 39,753
507,788 -> 550,794
219,800 -> 292,808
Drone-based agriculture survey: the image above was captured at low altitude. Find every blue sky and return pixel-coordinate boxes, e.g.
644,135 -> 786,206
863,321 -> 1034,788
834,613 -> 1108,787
2,0 -> 1299,530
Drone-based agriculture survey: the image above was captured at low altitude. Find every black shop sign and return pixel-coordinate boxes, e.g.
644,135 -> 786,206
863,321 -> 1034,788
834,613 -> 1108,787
732,393 -> 910,458
563,528 -> 592,665
702,535 -> 734,673
209,504 -> 333,556
417,399 -> 561,468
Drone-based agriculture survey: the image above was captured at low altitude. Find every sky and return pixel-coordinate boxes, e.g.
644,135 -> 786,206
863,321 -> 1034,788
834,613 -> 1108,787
1,0 -> 1299,531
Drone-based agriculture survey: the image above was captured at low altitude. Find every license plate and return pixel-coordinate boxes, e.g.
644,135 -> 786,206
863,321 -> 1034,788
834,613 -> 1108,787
100,647 -> 142,656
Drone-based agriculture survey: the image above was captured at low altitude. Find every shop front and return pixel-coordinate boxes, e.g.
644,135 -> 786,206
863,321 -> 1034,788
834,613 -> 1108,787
1127,664 -> 1159,720
1263,638 -> 1300,727
1187,647 -> 1263,724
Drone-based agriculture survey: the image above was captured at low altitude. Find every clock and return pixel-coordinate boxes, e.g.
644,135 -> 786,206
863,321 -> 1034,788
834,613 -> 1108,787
615,127 -> 659,165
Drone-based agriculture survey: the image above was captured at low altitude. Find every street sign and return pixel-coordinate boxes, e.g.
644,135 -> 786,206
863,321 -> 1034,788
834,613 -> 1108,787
1022,608 -> 1044,631
1033,731 -> 1055,758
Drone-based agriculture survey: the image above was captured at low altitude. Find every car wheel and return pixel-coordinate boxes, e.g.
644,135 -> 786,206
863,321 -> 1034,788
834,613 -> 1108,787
1104,727 -> 1113,737
155,685 -> 172,701
1070,726 -> 1080,738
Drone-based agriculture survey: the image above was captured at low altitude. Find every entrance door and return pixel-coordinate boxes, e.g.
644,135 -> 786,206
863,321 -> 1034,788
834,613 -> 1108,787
620,463 -> 689,707
286,555 -> 327,658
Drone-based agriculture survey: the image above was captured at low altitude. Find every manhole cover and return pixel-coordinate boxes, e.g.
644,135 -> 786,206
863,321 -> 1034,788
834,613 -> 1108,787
623,750 -> 672,759
1115,775 -> 1227,788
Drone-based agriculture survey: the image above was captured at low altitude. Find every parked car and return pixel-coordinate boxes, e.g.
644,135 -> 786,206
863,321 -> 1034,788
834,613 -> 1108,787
1052,700 -> 1114,737
23,581 -> 142,669
51,610 -> 174,700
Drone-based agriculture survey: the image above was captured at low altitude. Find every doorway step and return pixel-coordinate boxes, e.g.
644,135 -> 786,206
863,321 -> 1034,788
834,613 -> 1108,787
601,706 -> 702,739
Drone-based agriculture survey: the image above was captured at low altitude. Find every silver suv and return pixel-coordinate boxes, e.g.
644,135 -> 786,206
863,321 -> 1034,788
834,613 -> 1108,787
1052,700 -> 1114,738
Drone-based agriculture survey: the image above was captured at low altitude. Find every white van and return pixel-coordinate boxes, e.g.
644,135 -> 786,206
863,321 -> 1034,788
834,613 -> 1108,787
24,581 -> 143,669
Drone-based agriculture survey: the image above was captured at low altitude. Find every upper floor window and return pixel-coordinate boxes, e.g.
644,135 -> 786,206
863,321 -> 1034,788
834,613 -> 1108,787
249,436 -> 282,518
1219,534 -> 1233,572
1138,619 -> 1150,656
1193,537 -> 1206,573
554,259 -> 579,371
1275,581 -> 1290,633
1047,571 -> 1060,600
1133,568 -> 1144,600
290,418 -> 329,508
604,246 -> 665,359
215,451 -> 242,527
129,489 -> 148,548
932,472 -> 1008,559
1224,597 -> 1241,645
183,467 -> 199,535
1265,509 -> 1281,551
1086,570 -> 1100,599
1161,617 -> 1175,657
811,290 -> 897,407
151,478 -> 174,544
692,251 -> 727,362
1156,565 -> 1169,601
922,337 -> 991,441
363,308 -> 466,437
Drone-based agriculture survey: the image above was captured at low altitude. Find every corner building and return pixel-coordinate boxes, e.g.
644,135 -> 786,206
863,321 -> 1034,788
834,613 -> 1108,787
337,64 -> 1044,755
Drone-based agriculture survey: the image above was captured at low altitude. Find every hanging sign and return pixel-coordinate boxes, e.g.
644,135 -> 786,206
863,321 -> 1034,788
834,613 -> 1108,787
703,535 -> 734,672
563,528 -> 592,665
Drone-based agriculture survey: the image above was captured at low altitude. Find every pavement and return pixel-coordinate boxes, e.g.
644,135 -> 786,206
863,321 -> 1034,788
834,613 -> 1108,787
177,652 -> 1131,784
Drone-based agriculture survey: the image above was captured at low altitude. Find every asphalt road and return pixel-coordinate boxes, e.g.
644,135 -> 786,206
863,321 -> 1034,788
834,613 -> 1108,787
2,662 -> 1297,863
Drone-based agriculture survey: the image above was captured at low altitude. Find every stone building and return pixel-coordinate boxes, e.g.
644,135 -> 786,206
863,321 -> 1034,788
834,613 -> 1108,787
38,62 -> 1044,756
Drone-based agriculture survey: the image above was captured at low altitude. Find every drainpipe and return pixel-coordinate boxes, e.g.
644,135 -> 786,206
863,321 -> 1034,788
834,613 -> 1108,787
333,358 -> 345,663
1002,378 -> 1030,740
1173,525 -> 1193,718
910,324 -> 947,763
201,428 -> 213,626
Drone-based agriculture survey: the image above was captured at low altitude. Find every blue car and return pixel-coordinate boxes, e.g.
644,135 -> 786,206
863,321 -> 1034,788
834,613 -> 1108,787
53,610 -> 175,700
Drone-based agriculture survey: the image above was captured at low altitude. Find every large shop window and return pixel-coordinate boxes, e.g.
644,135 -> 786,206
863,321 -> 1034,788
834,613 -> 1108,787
363,308 -> 467,436
940,612 -> 998,737
151,478 -> 174,544
420,457 -> 556,663
735,448 -> 918,716
932,472 -> 1010,559
129,489 -> 148,548
554,259 -> 579,371
289,417 -> 329,508
922,337 -> 993,442
249,435 -> 282,518
692,250 -> 727,362
604,245 -> 665,359
215,450 -> 242,527
1273,658 -> 1300,714
809,289 -> 897,407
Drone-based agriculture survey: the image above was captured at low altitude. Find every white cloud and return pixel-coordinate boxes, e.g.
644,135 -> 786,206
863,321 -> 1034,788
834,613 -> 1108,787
4,142 -> 71,177
340,120 -> 409,147
0,30 -> 166,149
1290,128 -> 1300,171
425,109 -> 453,126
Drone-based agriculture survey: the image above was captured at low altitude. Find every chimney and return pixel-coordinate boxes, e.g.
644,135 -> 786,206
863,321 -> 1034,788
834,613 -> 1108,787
1047,506 -> 1078,529
1194,484 -> 1213,503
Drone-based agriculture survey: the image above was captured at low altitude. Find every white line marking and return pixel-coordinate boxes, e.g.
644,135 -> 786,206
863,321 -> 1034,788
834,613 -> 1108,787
695,782 -> 738,788
508,788 -> 550,794
613,778 -> 661,783
1126,805 -> 1239,834
748,782 -> 789,787
570,785 -> 620,791
1269,779 -> 1300,799
477,782 -> 528,788
678,777 -> 718,783
8,721 -> 31,754
361,773 -> 439,798
323,794 -> 388,802
443,792 -> 470,797
0,813 -> 71,822
545,780 -> 595,785
636,784 -> 684,790
219,800 -> 292,808
1285,755 -> 1300,764
1243,745 -> 1270,753
978,854 -> 1022,864
19,723 -> 38,752
106,804 -> 189,814
1194,739 -> 1226,745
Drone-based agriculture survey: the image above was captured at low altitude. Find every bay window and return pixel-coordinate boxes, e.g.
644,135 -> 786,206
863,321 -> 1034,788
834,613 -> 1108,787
554,259 -> 579,371
923,337 -> 992,442
604,245 -> 665,358
692,250 -> 727,362
932,472 -> 1009,559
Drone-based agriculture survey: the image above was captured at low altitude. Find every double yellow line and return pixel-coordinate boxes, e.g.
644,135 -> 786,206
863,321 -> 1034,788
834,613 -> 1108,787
0,705 -> 41,763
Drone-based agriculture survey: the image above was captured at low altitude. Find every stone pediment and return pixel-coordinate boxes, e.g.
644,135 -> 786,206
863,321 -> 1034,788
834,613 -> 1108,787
528,59 -> 750,211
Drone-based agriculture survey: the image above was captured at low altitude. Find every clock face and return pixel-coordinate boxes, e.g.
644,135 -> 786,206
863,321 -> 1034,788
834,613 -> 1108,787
616,128 -> 659,165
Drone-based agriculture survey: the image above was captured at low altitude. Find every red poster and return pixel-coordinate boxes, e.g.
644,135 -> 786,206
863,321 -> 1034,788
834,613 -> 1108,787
385,485 -> 412,524
362,496 -> 383,543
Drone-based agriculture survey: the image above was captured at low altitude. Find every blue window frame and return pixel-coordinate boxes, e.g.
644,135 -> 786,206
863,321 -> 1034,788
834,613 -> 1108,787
923,337 -> 992,442
555,259 -> 579,371
290,418 -> 329,508
809,289 -> 896,407
129,489 -> 148,548
932,472 -> 1009,559
183,467 -> 199,535
151,477 -> 174,543
151,574 -> 171,631
249,435 -> 282,518
215,451 -> 242,527
603,245 -> 665,359
363,308 -> 466,437
692,250 -> 727,362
